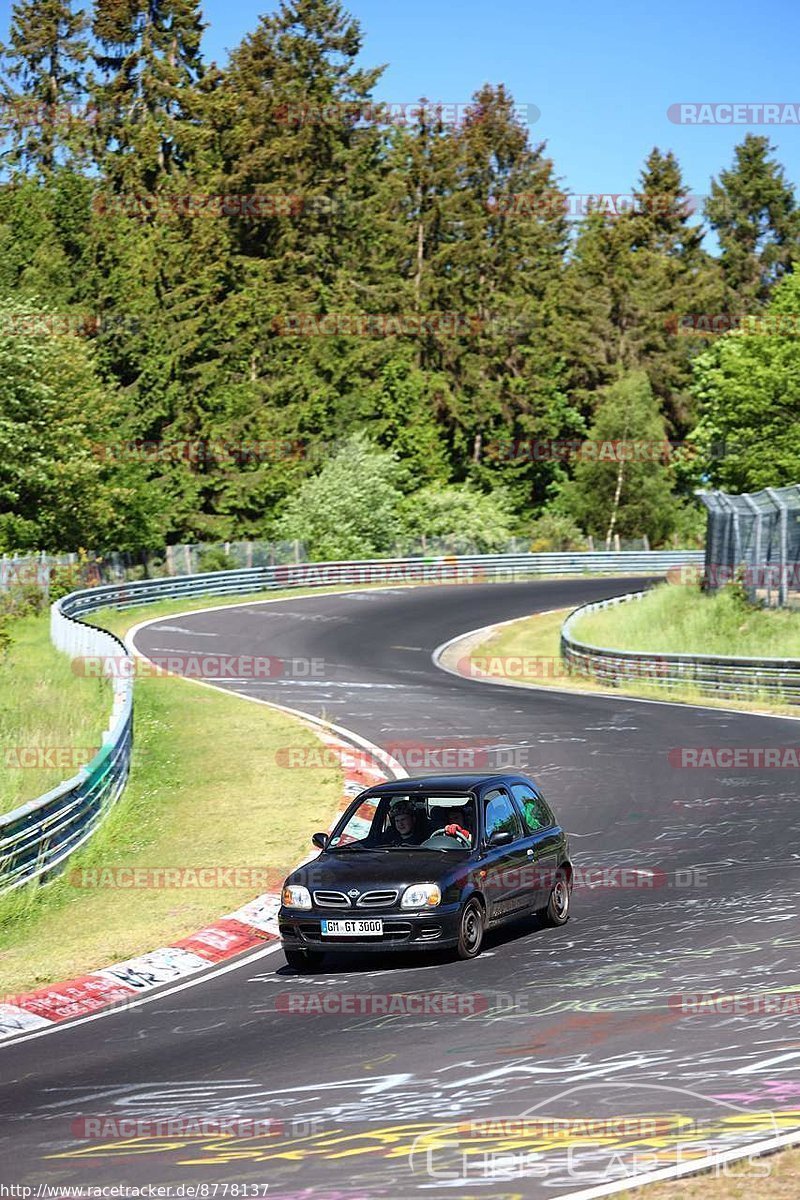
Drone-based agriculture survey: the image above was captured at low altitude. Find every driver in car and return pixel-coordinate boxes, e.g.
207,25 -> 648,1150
441,805 -> 472,845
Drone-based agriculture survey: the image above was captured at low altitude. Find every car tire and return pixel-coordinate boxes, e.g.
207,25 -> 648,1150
456,898 -> 485,959
284,948 -> 324,972
543,871 -> 570,926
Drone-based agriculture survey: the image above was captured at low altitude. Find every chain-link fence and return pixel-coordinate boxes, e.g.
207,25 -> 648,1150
697,484 -> 800,607
0,541 -> 308,595
0,534 -> 658,594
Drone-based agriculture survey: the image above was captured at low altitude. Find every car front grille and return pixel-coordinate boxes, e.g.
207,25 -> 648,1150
356,889 -> 399,908
312,889 -> 401,909
313,890 -> 351,908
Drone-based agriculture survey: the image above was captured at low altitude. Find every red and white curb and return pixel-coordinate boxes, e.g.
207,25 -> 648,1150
0,723 -> 392,1042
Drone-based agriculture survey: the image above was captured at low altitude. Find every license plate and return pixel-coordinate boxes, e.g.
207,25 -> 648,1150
321,919 -> 383,937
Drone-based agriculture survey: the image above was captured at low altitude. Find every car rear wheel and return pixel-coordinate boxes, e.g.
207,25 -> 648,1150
543,872 -> 570,926
457,898 -> 485,959
284,948 -> 324,972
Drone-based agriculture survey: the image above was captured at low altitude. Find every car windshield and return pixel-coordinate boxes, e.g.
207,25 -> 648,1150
327,793 -> 476,850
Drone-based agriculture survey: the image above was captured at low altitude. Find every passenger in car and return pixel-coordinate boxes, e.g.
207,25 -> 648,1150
381,799 -> 426,845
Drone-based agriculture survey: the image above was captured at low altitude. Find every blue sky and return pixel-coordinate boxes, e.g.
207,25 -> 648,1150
1,0 -> 798,209
193,0 -> 800,209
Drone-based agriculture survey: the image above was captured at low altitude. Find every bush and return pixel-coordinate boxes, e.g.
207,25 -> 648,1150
275,434 -> 404,560
0,582 -> 47,617
49,564 -> 83,602
556,371 -> 678,545
197,547 -> 232,573
401,484 -> 516,553
527,511 -> 588,552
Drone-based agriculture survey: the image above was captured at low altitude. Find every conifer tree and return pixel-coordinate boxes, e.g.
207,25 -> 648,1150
705,134 -> 800,308
0,0 -> 88,175
91,0 -> 205,188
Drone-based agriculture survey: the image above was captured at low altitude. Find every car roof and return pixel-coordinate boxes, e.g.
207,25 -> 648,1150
367,773 -> 537,794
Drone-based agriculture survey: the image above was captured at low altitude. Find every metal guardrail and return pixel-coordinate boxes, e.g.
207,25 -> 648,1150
561,591 -> 800,700
0,607 -> 133,894
56,550 -> 704,615
0,550 -> 703,894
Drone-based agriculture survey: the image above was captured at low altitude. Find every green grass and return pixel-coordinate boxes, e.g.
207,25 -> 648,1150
0,596 -> 347,996
615,1145 -> 800,1199
573,582 -> 800,658
461,600 -> 800,717
0,613 -> 111,814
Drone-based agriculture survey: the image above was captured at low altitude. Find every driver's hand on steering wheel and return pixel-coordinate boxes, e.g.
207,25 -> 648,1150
444,823 -> 471,842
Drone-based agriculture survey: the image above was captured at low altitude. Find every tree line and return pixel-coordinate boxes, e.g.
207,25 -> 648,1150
1,0 -> 799,558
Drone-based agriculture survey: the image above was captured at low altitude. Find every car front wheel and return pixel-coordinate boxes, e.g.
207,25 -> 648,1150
457,898 -> 485,959
543,872 -> 570,926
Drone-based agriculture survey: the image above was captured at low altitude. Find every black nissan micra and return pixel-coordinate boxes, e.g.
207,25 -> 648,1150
279,773 -> 572,969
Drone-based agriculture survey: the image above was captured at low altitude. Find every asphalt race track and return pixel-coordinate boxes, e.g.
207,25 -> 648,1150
2,576 -> 799,1198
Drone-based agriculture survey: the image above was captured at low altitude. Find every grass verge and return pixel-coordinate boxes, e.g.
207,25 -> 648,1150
573,581 -> 800,658
461,603 -> 799,717
615,1146 -> 800,1198
0,595 -> 346,995
0,613 -> 111,815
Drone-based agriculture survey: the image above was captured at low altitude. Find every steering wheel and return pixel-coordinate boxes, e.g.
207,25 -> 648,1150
429,826 -> 471,848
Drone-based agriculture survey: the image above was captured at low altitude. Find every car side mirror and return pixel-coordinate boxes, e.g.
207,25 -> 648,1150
487,829 -> 513,847
311,832 -> 328,850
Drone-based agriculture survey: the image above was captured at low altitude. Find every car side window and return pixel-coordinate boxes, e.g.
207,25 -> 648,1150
511,784 -> 555,834
483,788 -> 521,842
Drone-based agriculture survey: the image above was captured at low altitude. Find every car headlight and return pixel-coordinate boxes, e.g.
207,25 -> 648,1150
401,883 -> 441,909
282,884 -> 312,910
